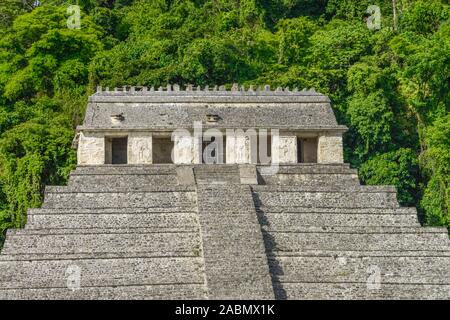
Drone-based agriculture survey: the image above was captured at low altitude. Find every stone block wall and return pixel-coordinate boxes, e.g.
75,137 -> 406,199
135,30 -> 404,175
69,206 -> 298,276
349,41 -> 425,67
128,132 -> 152,164
0,164 -> 449,299
77,132 -> 105,165
272,133 -> 297,164
317,132 -> 344,163
76,130 -> 346,165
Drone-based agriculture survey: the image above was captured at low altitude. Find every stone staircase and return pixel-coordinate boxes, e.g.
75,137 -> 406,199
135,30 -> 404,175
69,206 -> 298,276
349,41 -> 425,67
195,183 -> 274,299
0,164 -> 449,299
0,166 -> 207,299
254,164 -> 450,300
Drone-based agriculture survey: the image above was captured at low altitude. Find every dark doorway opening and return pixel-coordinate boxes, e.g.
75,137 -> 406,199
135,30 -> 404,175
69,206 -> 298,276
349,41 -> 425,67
257,134 -> 272,164
202,136 -> 225,164
111,137 -> 128,164
152,137 -> 174,164
297,137 -> 303,163
297,137 -> 318,163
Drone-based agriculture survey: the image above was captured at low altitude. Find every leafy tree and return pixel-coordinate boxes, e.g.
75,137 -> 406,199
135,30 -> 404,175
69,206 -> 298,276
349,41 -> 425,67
346,91 -> 395,162
359,148 -> 419,206
420,115 -> 450,227
399,0 -> 449,35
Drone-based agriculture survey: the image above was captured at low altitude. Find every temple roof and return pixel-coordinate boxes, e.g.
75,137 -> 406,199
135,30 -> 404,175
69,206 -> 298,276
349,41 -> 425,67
80,85 -> 347,131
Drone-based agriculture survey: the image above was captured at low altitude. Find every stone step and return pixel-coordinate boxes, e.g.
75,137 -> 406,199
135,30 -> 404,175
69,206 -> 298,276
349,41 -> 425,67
252,185 -> 397,193
274,282 -> 450,300
253,206 -> 417,215
257,164 -> 359,186
268,255 -> 450,285
9,227 -> 200,236
269,249 -> 450,258
257,163 -> 355,174
1,232 -> 201,256
261,226 -> 447,234
197,187 -> 256,211
28,207 -> 196,215
6,249 -> 449,262
195,175 -> 241,184
42,187 -> 197,209
25,212 -> 198,230
0,257 -> 204,289
45,185 -> 196,193
263,230 -> 450,252
252,186 -> 400,208
195,184 -> 274,299
0,283 -> 207,300
73,165 -> 177,175
193,164 -> 240,173
258,212 -> 420,227
0,251 -> 196,261
193,165 -> 241,184
258,173 -> 360,186
68,174 -> 179,188
69,165 -> 182,189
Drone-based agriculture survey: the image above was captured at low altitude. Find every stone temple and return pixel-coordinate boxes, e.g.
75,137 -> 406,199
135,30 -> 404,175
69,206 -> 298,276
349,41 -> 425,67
0,85 -> 449,300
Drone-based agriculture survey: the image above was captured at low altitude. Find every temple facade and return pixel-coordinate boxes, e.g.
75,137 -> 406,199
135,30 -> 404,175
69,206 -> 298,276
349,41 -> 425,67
0,85 -> 449,300
75,85 -> 346,166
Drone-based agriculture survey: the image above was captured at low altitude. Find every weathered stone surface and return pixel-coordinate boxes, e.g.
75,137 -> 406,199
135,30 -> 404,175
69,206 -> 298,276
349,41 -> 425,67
317,133 -> 344,163
1,87 -> 449,300
259,212 -> 420,227
26,212 -> 198,230
239,165 -> 258,184
77,132 -> 104,165
42,188 -> 196,209
252,166 -> 450,300
76,88 -> 348,166
173,134 -> 201,164
269,255 -> 450,284
176,166 -> 196,185
127,132 -> 152,164
225,132 -> 252,164
272,133 -> 297,164
253,187 -> 400,208
0,284 -> 207,300
276,283 -> 450,300
196,184 -> 274,299
194,165 -> 241,184
0,257 -> 204,289
1,232 -> 201,256
82,101 -> 342,130
1,162 -> 449,300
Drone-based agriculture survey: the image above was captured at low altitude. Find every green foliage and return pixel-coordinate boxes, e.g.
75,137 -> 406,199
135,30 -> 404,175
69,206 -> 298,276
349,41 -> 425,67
359,148 -> 419,206
399,0 -> 449,35
420,115 -> 450,227
346,91 -> 394,160
276,17 -> 318,65
0,6 -> 103,101
0,0 -> 449,244
0,4 -> 99,242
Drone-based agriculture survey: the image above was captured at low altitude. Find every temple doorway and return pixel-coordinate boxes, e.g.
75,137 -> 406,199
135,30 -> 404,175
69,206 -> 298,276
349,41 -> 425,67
105,137 -> 128,164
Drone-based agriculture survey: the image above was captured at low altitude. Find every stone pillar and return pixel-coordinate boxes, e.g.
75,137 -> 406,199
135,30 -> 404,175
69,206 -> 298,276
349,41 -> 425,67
318,132 -> 344,163
77,132 -> 105,165
173,133 -> 201,164
128,132 -> 152,164
226,134 -> 237,164
226,130 -> 255,164
272,133 -> 297,164
193,136 -> 201,164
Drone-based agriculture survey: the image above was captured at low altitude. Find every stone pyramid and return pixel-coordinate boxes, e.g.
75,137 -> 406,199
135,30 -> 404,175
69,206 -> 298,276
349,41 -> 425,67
0,164 -> 449,299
